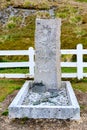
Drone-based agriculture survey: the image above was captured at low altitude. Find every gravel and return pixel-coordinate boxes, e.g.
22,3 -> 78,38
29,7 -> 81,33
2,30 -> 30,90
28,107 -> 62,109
22,86 -> 71,106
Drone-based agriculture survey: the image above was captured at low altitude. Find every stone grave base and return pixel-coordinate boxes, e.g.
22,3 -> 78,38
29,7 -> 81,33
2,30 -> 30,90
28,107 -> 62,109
8,81 -> 80,120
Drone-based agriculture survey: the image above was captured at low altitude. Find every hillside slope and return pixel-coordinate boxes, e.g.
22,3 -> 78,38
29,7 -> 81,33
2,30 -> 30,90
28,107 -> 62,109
0,0 -> 87,51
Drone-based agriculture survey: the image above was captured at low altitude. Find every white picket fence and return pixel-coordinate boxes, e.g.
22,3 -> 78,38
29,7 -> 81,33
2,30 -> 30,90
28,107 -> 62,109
0,44 -> 86,80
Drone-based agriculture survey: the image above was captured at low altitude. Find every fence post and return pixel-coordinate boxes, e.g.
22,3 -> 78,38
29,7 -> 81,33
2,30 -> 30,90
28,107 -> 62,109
28,47 -> 35,76
77,44 -> 83,80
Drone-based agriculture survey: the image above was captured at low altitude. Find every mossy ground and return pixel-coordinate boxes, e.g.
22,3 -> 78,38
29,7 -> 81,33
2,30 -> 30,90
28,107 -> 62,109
0,15 -> 35,61
0,15 -> 35,50
1,1 -> 87,51
0,0 -> 59,10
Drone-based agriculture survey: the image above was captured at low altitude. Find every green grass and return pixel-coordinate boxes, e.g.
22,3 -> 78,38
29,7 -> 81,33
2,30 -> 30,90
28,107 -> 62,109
62,67 -> 77,73
62,67 -> 87,73
76,0 -> 87,2
0,79 -> 25,102
0,67 -> 87,74
0,77 -> 87,103
0,68 -> 28,73
0,67 -> 87,104
0,67 -> 87,103
72,81 -> 87,92
62,67 -> 87,92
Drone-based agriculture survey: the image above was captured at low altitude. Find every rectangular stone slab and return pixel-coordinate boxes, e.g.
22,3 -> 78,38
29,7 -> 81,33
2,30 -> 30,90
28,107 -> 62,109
34,18 -> 61,90
8,81 -> 80,120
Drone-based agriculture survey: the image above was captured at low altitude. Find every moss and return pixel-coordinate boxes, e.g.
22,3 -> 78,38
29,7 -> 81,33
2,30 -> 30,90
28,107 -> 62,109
61,24 -> 87,49
55,3 -> 87,49
0,0 -> 12,9
23,0 -> 50,10
36,12 -> 51,19
0,15 -> 35,61
1,0 -> 57,10
80,105 -> 86,111
2,109 -> 8,116
0,14 -> 36,72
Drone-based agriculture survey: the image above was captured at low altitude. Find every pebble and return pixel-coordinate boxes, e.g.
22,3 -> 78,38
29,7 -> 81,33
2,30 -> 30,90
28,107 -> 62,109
22,86 -> 70,106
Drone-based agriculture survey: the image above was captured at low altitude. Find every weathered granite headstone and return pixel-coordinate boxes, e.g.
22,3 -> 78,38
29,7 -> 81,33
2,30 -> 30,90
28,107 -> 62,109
34,18 -> 61,90
9,18 -> 80,120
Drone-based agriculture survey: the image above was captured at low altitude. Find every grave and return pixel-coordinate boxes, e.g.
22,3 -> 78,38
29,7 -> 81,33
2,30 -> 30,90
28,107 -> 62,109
8,18 -> 80,119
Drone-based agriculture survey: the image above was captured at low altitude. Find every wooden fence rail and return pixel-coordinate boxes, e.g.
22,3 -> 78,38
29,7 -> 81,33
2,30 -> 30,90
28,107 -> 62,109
0,44 -> 86,80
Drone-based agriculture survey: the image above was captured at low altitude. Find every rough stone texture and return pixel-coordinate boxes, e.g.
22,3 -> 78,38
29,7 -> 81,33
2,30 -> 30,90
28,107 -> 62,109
34,18 -> 61,90
22,86 -> 70,106
8,81 -> 80,120
31,83 -> 47,93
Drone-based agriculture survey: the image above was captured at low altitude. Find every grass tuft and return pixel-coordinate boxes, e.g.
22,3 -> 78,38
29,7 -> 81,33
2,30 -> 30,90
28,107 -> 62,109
2,109 -> 8,116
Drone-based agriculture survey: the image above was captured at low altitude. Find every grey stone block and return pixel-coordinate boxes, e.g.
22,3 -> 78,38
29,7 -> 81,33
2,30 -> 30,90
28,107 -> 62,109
31,82 -> 47,93
8,81 -> 80,120
34,18 -> 61,89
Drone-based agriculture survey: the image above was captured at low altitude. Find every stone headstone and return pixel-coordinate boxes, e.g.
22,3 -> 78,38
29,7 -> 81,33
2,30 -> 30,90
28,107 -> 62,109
34,18 -> 61,90
9,18 -> 80,120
